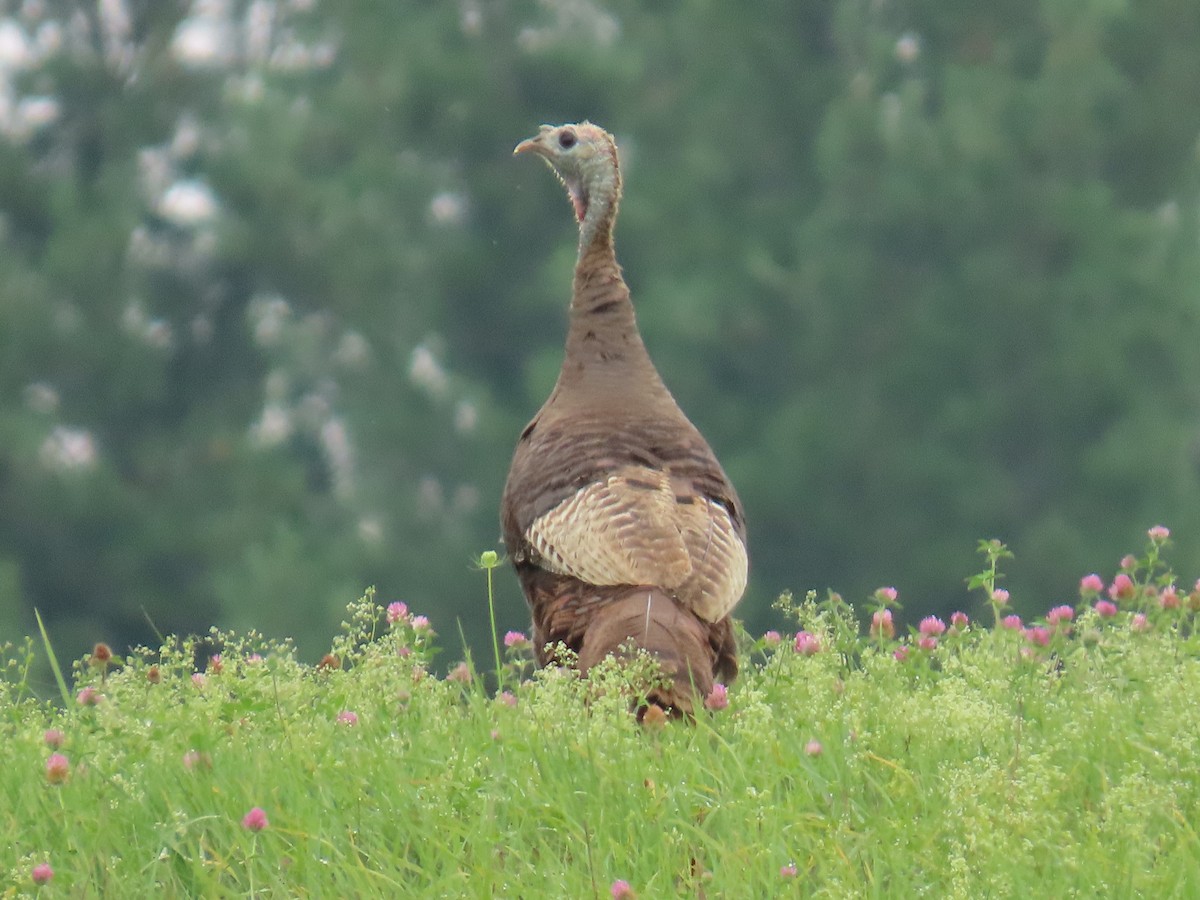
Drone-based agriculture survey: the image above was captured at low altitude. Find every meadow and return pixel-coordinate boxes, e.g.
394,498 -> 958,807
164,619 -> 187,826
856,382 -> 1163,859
3,531 -> 1199,897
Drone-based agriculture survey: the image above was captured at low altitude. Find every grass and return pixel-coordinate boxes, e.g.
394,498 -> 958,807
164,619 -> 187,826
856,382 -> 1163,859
3,533 -> 1200,897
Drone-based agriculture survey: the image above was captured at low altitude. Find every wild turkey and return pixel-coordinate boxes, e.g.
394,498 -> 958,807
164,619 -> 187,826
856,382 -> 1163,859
501,122 -> 748,715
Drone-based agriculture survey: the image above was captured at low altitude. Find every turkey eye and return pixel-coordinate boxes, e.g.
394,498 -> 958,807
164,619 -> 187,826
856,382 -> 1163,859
558,130 -> 577,149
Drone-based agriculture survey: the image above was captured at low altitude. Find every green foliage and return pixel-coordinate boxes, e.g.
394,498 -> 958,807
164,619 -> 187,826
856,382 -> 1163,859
5,549 -> 1200,895
2,0 -> 1200,666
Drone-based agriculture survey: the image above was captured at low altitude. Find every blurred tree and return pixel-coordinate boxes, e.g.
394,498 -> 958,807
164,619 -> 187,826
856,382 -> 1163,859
0,0 -> 1198,676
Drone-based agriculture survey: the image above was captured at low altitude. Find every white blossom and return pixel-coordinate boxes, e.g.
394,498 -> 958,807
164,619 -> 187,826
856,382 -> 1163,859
143,319 -> 174,350
429,191 -> 468,227
171,116 -> 202,160
320,417 -> 354,498
34,20 -> 61,58
244,0 -> 275,64
23,382 -> 59,415
138,146 -> 173,198
895,32 -> 921,64
0,19 -> 34,71
98,0 -> 132,68
451,483 -> 480,515
248,294 -> 292,346
453,400 -> 478,435
171,14 -> 235,69
250,404 -> 293,447
416,475 -> 444,518
158,179 -> 219,227
17,95 -> 56,128
460,1 -> 482,37
40,426 -> 98,471
334,330 -> 370,368
409,343 -> 449,399
357,515 -> 384,545
190,315 -> 214,345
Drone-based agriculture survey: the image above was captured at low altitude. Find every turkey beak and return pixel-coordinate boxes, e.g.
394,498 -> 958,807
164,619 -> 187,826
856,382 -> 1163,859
513,136 -> 547,158
514,126 -> 554,159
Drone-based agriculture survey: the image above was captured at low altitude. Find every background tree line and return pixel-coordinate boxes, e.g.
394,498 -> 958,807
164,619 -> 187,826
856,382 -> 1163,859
1,0 -> 1198,667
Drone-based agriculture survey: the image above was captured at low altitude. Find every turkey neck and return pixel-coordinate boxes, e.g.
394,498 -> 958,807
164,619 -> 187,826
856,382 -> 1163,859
559,218 -> 666,400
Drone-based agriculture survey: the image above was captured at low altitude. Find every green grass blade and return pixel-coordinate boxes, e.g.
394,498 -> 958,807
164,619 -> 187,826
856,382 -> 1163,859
34,607 -> 71,705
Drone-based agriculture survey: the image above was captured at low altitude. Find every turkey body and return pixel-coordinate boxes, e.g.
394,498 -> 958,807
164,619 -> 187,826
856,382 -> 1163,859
501,122 -> 748,714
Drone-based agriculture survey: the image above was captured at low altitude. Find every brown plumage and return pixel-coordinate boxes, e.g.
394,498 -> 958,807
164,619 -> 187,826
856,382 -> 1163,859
501,122 -> 748,715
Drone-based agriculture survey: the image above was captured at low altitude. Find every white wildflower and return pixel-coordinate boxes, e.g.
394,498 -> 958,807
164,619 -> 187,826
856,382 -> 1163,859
248,294 -> 291,346
23,382 -> 59,415
409,343 -> 449,399
416,475 -> 444,518
250,404 -> 292,447
0,19 -> 34,71
40,426 -> 98,471
334,330 -> 370,368
357,516 -> 384,545
243,0 -> 275,63
895,32 -> 921,64
158,179 -> 219,227
429,191 -> 467,226
171,14 -> 235,69
453,400 -> 477,434
320,417 -> 354,498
